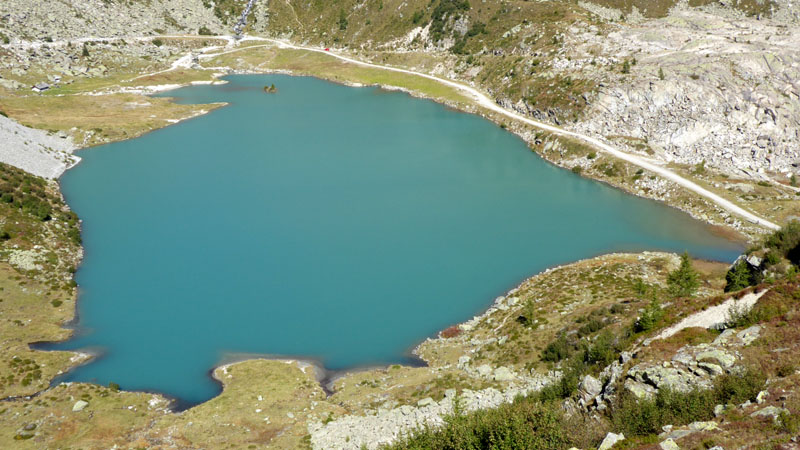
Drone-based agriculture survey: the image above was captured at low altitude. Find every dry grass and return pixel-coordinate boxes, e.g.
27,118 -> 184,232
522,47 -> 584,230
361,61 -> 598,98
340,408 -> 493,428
0,93 -> 216,146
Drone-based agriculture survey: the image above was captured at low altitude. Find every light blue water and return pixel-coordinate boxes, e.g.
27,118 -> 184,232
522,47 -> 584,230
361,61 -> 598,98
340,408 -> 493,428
51,74 -> 742,406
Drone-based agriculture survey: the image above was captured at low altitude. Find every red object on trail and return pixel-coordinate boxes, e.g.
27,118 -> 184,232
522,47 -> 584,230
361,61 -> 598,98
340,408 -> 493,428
325,48 -> 330,51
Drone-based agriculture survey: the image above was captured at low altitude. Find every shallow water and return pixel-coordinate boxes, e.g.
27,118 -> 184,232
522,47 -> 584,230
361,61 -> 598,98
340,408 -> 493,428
51,74 -> 742,405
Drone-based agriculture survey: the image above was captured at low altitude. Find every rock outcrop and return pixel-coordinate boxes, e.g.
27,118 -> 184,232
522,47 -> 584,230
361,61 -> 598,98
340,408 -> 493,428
624,326 -> 761,399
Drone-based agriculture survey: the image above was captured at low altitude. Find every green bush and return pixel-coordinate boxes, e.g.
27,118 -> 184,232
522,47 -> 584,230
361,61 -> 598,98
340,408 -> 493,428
430,0 -> 471,41
612,388 -> 716,437
582,331 -> 617,367
385,396 -> 570,449
541,335 -> 573,362
714,369 -> 765,405
577,317 -> 605,337
765,221 -> 800,255
612,367 -> 764,437
725,260 -> 754,292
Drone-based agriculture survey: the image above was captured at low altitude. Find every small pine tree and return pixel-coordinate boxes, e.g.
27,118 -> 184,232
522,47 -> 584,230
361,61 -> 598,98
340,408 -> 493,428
338,9 -> 348,31
658,67 -> 665,80
621,59 -> 631,74
667,252 -> 699,297
791,174 -> 797,187
82,44 -> 90,57
635,293 -> 664,332
725,260 -> 753,292
633,278 -> 648,297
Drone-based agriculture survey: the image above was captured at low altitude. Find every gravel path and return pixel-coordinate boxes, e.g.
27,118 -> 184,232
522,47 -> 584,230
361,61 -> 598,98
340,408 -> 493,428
653,290 -> 766,342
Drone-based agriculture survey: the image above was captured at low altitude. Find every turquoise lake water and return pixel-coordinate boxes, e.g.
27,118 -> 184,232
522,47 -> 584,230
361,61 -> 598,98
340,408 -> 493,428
51,74 -> 742,406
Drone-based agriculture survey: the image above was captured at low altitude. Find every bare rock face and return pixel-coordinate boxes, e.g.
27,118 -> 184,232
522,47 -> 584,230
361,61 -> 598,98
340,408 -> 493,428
565,8 -> 800,181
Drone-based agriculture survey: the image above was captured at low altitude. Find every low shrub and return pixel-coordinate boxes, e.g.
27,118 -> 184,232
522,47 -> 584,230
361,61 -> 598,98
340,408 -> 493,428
612,388 -> 716,436
612,367 -> 765,437
386,395 -> 570,449
440,325 -> 462,338
713,368 -> 765,405
541,334 -> 573,363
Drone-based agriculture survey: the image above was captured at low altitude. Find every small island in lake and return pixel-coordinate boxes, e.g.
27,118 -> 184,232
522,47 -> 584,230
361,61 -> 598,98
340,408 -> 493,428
263,83 -> 277,93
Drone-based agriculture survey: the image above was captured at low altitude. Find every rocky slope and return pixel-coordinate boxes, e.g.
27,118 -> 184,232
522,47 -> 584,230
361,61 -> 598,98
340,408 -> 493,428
0,115 -> 77,178
565,6 -> 800,182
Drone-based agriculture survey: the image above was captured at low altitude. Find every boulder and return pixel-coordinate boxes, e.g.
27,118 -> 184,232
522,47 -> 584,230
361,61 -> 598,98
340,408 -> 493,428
598,432 -> 625,450
72,400 -> 89,412
578,374 -> 603,404
493,367 -> 515,382
688,421 -> 718,432
697,362 -> 723,376
476,364 -> 492,377
751,406 -> 789,421
695,350 -> 735,368
417,397 -> 434,407
737,326 -> 761,345
659,439 -> 680,450
624,379 -> 656,399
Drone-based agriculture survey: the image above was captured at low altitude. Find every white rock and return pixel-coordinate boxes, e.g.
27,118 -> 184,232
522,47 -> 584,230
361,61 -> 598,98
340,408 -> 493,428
417,397 -> 434,407
493,367 -> 515,382
598,432 -> 625,450
72,400 -> 89,412
659,439 -> 680,450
